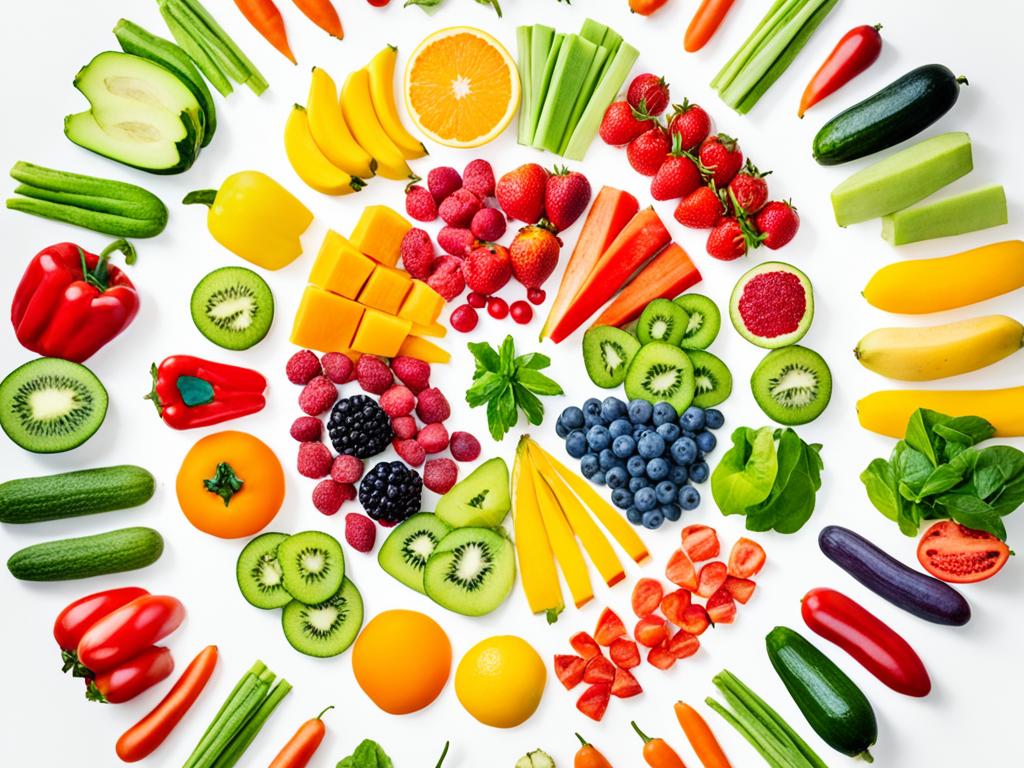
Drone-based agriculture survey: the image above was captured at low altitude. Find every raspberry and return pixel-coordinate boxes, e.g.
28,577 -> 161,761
298,376 -> 337,416
286,349 -> 321,385
439,188 -> 482,227
391,415 -> 418,440
390,356 -> 431,393
399,228 -> 435,280
450,431 -> 481,461
355,355 -> 393,395
417,422 -> 450,453
405,184 -> 438,222
463,159 -> 496,198
290,415 -> 322,442
470,207 -> 507,241
312,479 -> 354,516
424,458 -> 458,494
426,255 -> 466,301
330,454 -> 364,484
380,385 -> 416,417
393,438 -> 425,467
297,441 -> 333,478
321,352 -> 355,384
345,513 -> 377,553
427,166 -> 462,203
416,387 -> 451,424
437,226 -> 476,258
450,304 -> 479,333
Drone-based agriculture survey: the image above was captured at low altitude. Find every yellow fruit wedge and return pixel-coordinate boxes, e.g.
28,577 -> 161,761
530,456 -> 593,609
307,67 -> 376,178
283,105 -> 365,195
341,69 -> 414,181
534,441 -> 650,565
366,46 -> 427,160
512,440 -> 564,622
527,441 -> 625,588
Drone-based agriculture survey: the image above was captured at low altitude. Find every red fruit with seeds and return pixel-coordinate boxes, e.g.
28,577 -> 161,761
699,133 -> 744,187
345,513 -> 376,553
290,415 -> 322,442
599,101 -> 651,146
355,355 -> 393,394
668,100 -> 712,151
706,588 -> 737,624
631,578 -> 664,618
660,589 -> 692,627
470,207 -> 507,241
576,683 -> 611,722
450,304 -> 479,333
545,167 -> 592,232
696,561 -> 728,598
679,604 -> 711,635
668,630 -> 700,660
462,159 -> 496,198
297,441 -> 333,478
583,655 -> 615,685
437,226 -> 476,257
724,576 -> 757,604
331,454 -> 364,484
423,457 -> 458,494
754,200 -> 800,249
467,292 -> 487,308
496,163 -> 549,223
650,134 -> 703,201
680,524 -> 720,561
463,243 -> 512,295
487,296 -> 509,320
286,349 -> 321,384
298,376 -> 337,415
674,185 -> 726,229
627,126 -> 671,176
570,632 -> 601,659
728,537 -> 767,578
647,641 -> 677,670
391,356 -> 431,393
416,387 -> 451,423
321,352 -> 355,384
400,228 -> 435,279
509,225 -> 560,290
417,422 -> 449,453
393,438 -> 425,467
439,188 -> 482,227
312,479 -> 350,515
380,385 -> 416,417
510,300 -> 533,325
635,615 -> 669,648
609,637 -> 641,669
554,654 -> 586,689
449,431 -> 481,461
527,287 -> 545,305
594,608 -> 627,646
626,73 -> 670,116
666,548 -> 698,590
427,166 -> 462,203
390,415 -> 418,440
611,667 -> 643,698
404,185 -> 438,222
706,216 -> 751,261
426,255 -> 466,300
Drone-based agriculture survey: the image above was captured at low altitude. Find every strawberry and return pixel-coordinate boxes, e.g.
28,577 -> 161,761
544,167 -> 592,232
723,576 -> 757,604
695,561 -> 728,598
650,133 -> 703,201
576,683 -> 611,721
665,548 -> 698,590
679,604 -> 711,636
509,225 -> 560,290
660,588 -> 692,627
627,126 -> 671,176
496,163 -> 548,223
610,667 -> 643,698
674,185 -> 726,229
754,200 -> 800,249
706,588 -> 737,625
553,654 -> 586,690
668,99 -> 712,151
626,73 -> 670,116
728,160 -> 771,214
667,630 -> 700,660
570,632 -> 601,659
594,608 -> 627,646
583,655 -> 616,685
647,641 -> 677,670
609,637 -> 641,670
680,524 -> 720,561
599,100 -> 651,146
634,615 -> 668,648
462,243 -> 511,295
631,578 -> 664,618
706,216 -> 753,261
699,133 -> 744,187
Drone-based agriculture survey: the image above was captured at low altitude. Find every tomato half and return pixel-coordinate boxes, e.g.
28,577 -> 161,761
87,646 -> 174,704
727,537 -> 766,578
917,521 -> 1010,584
78,595 -> 185,673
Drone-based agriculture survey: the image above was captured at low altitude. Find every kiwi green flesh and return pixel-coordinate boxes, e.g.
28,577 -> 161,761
751,345 -> 832,426
281,577 -> 363,657
435,458 -> 511,528
190,266 -> 274,351
237,532 -> 291,609
637,298 -> 689,346
278,531 -> 345,604
378,513 -> 452,593
583,326 -> 641,388
423,527 -> 515,616
687,350 -> 733,408
675,294 -> 722,350
0,358 -> 108,453
624,341 -> 695,414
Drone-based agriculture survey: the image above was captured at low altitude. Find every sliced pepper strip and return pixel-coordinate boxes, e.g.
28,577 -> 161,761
147,355 -> 266,429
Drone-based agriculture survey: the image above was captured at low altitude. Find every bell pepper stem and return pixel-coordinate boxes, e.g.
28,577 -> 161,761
204,462 -> 245,506
81,239 -> 137,292
183,189 -> 218,207
315,705 -> 334,720
144,363 -> 165,417
631,721 -> 653,743
434,741 -> 450,768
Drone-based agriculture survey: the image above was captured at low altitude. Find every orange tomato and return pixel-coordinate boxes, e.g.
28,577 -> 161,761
176,431 -> 284,538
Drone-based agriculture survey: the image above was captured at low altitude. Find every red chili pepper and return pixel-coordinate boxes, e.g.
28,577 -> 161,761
146,355 -> 267,429
798,24 -> 883,117
801,587 -> 931,697
11,239 -> 140,362
78,594 -> 185,674
53,587 -> 149,676
86,645 -> 174,704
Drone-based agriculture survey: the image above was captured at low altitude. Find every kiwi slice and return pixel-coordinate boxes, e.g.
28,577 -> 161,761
435,458 -> 511,528
0,358 -> 108,453
378,513 -> 452,593
278,531 -> 345,604
688,350 -> 733,408
624,341 -> 696,414
423,527 -> 515,616
236,532 -> 291,609
583,326 -> 641,388
191,266 -> 274,350
675,294 -> 722,350
281,577 -> 363,657
636,298 -> 689,346
751,345 -> 833,426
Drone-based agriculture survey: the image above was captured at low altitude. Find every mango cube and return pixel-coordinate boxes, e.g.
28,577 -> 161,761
397,280 -> 445,326
351,309 -> 412,357
290,286 -> 363,353
308,230 -> 376,299
358,265 -> 413,314
397,335 -> 451,364
349,205 -> 411,267
410,321 -> 446,338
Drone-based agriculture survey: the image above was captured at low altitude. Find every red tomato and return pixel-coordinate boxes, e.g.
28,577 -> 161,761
87,646 -> 174,704
917,521 -> 1010,583
78,595 -> 185,673
728,537 -> 766,578
53,587 -> 149,652
680,524 -> 720,561
366,0 -> 390,5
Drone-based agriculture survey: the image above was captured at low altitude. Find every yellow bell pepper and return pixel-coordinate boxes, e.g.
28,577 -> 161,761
184,171 -> 313,270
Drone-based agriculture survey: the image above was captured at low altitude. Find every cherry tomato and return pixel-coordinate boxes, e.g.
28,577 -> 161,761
87,646 -> 174,704
78,595 -> 185,673
53,587 -> 149,653
366,0 -> 391,6
917,521 -> 1010,583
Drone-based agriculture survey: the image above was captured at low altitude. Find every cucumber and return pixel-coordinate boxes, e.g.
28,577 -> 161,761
813,64 -> 968,165
7,527 -> 164,581
0,465 -> 155,524
881,183 -> 1007,245
533,35 -> 598,152
766,626 -> 878,760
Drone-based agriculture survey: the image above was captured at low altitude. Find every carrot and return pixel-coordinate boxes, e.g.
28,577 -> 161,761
674,701 -> 732,768
267,706 -> 332,768
116,645 -> 218,763
684,0 -> 737,52
233,0 -> 295,63
291,0 -> 343,39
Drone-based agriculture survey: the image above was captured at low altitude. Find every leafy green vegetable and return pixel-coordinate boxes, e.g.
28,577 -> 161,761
337,739 -> 394,768
712,427 -> 778,515
465,336 -> 563,441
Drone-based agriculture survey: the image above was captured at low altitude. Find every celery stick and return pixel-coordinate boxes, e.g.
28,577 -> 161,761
535,35 -> 598,152
516,26 -> 533,145
183,676 -> 264,768
523,25 -> 554,145
559,46 -> 609,154
164,0 -> 248,83
580,18 -> 607,45
600,27 -> 622,55
196,663 -> 265,746
157,2 -> 232,96
711,0 -> 796,91
529,33 -> 564,144
210,680 -> 292,768
176,0 -> 268,93
563,41 -> 638,161
881,184 -> 1008,245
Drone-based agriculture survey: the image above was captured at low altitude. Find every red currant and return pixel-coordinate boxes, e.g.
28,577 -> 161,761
366,0 -> 391,6
467,291 -> 487,308
450,304 -> 479,332
510,300 -> 533,324
487,297 -> 509,320
527,288 -> 546,305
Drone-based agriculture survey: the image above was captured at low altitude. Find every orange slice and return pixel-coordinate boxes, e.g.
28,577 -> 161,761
404,27 -> 520,148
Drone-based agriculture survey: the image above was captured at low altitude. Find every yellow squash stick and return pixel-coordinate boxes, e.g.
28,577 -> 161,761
512,441 -> 564,622
857,386 -> 1024,438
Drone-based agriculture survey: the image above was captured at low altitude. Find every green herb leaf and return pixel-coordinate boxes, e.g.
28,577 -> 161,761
894,445 -> 933,498
514,351 -> 551,371
499,335 -> 516,375
974,445 -> 1024,514
467,341 -> 500,378
513,383 -> 545,425
465,372 -> 508,407
515,368 -> 564,396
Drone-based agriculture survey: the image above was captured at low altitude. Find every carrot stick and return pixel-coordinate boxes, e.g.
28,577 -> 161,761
684,0 -> 737,52
675,700 -> 732,768
291,0 -> 343,39
233,0 -> 295,63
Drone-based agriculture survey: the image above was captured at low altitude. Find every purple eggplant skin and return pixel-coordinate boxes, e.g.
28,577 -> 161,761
818,526 -> 971,626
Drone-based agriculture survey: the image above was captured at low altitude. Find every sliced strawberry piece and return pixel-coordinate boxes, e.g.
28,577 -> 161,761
696,561 -> 728,598
553,654 -> 586,690
583,654 -> 616,684
609,637 -> 641,670
611,667 -> 643,698
570,631 -> 601,659
660,588 -> 692,626
679,604 -> 711,635
631,577 -> 664,618
594,608 -> 627,646
634,615 -> 669,648
665,549 -> 698,591
724,575 -> 757,604
707,587 -> 737,624
728,537 -> 766,578
668,629 -> 701,660
680,524 -> 720,561
576,683 -> 612,721
647,640 -> 677,670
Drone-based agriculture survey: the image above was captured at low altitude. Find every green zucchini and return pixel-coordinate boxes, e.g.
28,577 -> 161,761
813,64 -> 968,165
766,626 -> 878,761
0,465 -> 155,524
7,527 -> 164,581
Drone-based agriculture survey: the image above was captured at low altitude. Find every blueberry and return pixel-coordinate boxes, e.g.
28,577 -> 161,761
634,486 -> 657,512
612,435 -> 636,459
580,453 -> 599,478
637,432 -> 666,459
678,485 -> 701,510
601,397 -> 627,423
680,406 -> 706,432
646,457 -> 670,481
591,471 -> 606,486
654,480 -> 677,504
584,412 -> 606,429
611,488 -> 634,509
632,427 -> 647,442
583,398 -> 602,417
599,448 -> 619,470
626,506 -> 643,525
641,509 -> 664,529
627,399 -> 653,425
668,464 -> 689,486
606,466 -> 629,490
560,406 -> 585,430
629,476 -> 651,493
662,503 -> 682,522
704,408 -> 725,429
656,422 -> 681,443
566,430 -> 587,458
688,461 -> 710,484
670,436 -> 698,466
586,425 -> 611,452
696,430 -> 717,453
555,417 -> 570,438
626,455 -> 647,477
652,401 -> 678,426
609,418 -> 633,439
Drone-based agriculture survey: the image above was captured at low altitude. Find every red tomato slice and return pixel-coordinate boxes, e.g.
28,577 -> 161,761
680,524 -> 720,561
631,578 -> 664,618
728,537 -> 766,578
593,608 -> 627,646
553,654 -> 586,689
666,548 -> 698,590
917,521 -> 1010,584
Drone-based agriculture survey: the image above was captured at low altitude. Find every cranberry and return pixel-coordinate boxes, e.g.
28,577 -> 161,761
467,291 -> 487,308
450,304 -> 479,332
527,288 -> 546,305
510,300 -> 533,324
487,297 -> 509,320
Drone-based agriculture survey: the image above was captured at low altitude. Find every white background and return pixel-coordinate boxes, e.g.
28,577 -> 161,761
1,0 -> 1021,765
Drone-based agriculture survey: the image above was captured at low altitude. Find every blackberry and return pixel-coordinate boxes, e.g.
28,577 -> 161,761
359,461 -> 422,525
327,394 -> 392,458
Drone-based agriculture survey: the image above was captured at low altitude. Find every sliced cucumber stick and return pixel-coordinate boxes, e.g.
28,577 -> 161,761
534,35 -> 598,152
881,184 -> 1007,245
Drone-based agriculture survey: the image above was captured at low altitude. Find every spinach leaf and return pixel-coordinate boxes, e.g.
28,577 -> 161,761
974,445 -> 1024,515
935,415 -> 995,449
338,739 -> 394,768
861,458 -> 901,522
936,493 -> 1006,540
744,430 -> 821,533
895,445 -> 933,498
915,463 -> 967,499
711,427 -> 778,516
904,409 -> 949,465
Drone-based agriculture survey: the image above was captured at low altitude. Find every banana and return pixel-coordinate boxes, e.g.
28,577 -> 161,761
512,439 -> 564,622
366,46 -> 427,160
307,67 -> 376,178
284,105 -> 364,196
858,387 -> 1024,438
341,69 -> 414,181
855,315 -> 1024,381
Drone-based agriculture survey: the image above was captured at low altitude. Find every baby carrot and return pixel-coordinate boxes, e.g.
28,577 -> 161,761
685,0 -> 737,52
674,701 -> 731,768
267,706 -> 332,768
233,0 -> 295,63
290,0 -> 343,39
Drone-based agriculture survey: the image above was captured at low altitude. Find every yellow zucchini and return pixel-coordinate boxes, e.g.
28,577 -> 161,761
857,386 -> 1024,438
512,442 -> 564,621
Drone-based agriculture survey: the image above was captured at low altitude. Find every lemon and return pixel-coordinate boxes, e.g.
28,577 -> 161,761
455,635 -> 546,728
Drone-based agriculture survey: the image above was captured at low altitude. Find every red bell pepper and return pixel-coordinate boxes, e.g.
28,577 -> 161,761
146,355 -> 266,429
11,239 -> 140,362
54,587 -> 149,676
798,24 -> 883,117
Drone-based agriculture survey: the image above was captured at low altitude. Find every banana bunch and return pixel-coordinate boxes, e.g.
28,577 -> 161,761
284,47 -> 426,195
